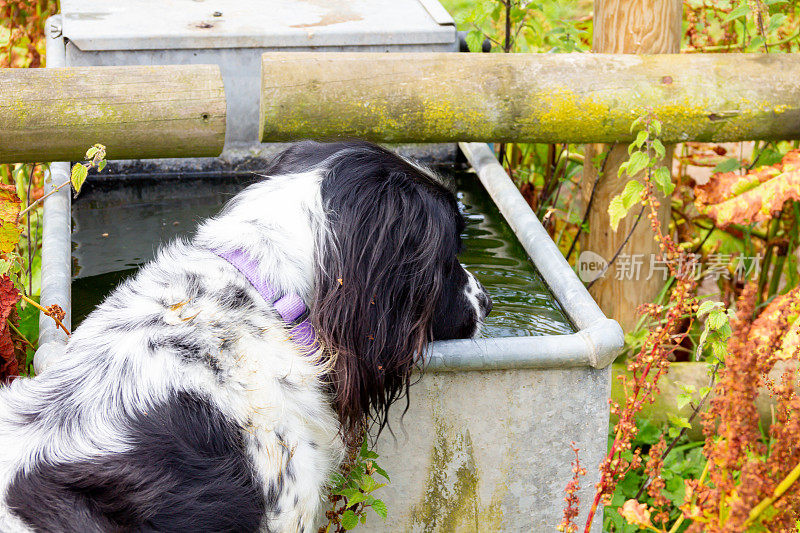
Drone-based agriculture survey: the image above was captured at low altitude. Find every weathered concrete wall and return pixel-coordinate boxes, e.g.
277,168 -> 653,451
370,366 -> 611,532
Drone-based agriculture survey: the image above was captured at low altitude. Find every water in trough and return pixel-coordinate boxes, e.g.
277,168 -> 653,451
71,170 -> 574,337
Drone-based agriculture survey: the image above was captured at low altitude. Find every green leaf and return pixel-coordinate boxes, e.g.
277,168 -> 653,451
97,159 -> 107,173
669,415 -> 692,429
634,130 -> 648,149
624,150 -> 650,177
752,147 -> 784,168
622,180 -> 644,209
608,197 -> 626,232
652,138 -> 665,160
652,166 -> 674,196
608,179 -> 644,231
711,341 -> 728,363
359,475 -> 377,493
629,115 -> 645,133
490,2 -> 503,20
708,310 -> 729,330
635,418 -> 662,445
70,164 -> 89,195
748,35 -> 765,51
714,157 -> 743,174
335,488 -> 358,499
347,492 -> 367,505
723,4 -> 750,23
373,464 -> 391,482
697,300 -> 720,318
371,499 -> 388,519
330,472 -> 346,488
85,146 -> 99,159
465,30 -> 484,53
767,13 -> 787,33
650,119 -> 662,137
341,510 -> 359,530
676,392 -> 692,410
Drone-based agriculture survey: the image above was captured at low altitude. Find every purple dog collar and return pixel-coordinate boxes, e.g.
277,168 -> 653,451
214,249 -> 316,351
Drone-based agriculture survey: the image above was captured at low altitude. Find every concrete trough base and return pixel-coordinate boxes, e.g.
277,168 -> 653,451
370,366 -> 610,532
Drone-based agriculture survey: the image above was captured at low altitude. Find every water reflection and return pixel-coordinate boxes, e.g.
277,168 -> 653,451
72,171 -> 574,337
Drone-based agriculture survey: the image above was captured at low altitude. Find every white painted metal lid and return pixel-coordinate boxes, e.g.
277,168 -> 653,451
60,0 -> 456,51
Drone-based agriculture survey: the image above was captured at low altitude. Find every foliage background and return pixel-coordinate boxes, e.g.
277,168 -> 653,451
3,0 -> 800,530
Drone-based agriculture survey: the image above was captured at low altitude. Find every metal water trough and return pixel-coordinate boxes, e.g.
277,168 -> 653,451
37,2 -> 623,530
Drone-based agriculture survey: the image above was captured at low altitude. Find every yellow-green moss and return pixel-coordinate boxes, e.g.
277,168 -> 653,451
408,416 -> 504,533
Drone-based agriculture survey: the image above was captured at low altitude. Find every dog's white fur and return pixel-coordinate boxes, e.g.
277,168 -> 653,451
0,172 -> 342,531
0,143 -> 489,532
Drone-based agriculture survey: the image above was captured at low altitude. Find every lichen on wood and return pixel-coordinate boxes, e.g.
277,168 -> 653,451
260,52 -> 800,144
0,65 -> 226,163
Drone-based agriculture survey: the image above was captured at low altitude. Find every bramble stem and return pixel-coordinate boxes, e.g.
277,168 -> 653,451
16,178 -> 70,221
20,294 -> 69,336
6,319 -> 35,350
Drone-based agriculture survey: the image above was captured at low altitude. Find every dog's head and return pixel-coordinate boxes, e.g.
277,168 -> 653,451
264,141 -> 491,432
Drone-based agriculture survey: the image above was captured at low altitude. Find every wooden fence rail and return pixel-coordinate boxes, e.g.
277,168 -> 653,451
259,52 -> 800,144
0,65 -> 226,163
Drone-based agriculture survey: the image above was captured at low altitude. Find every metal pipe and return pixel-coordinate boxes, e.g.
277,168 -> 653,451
425,318 -> 622,371
35,16 -> 71,373
459,142 -> 606,329
422,143 -> 624,372
32,33 -> 623,372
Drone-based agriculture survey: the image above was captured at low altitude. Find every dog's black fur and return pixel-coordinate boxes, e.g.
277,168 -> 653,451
0,141 -> 491,532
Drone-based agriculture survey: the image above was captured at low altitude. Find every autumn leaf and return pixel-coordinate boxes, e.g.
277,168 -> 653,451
749,287 -> 800,362
694,150 -> 800,227
619,499 -> 654,529
0,275 -> 22,381
0,184 -> 21,254
0,184 -> 20,222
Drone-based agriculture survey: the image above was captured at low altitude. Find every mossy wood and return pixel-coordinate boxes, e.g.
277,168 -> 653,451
260,52 -> 800,144
0,65 -> 226,163
581,0 -> 680,333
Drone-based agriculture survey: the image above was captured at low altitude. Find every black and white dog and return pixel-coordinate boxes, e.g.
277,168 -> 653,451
0,141 -> 491,532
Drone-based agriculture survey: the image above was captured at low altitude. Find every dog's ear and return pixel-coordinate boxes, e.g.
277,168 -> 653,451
311,152 -> 459,434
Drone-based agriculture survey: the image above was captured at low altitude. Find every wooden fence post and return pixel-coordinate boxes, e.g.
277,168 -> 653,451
580,0 -> 682,332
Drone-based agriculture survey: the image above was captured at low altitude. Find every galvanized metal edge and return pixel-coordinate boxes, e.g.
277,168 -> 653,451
35,16 -> 71,374
425,318 -> 622,370
32,35 -> 622,372
417,0 -> 456,26
422,142 -> 624,371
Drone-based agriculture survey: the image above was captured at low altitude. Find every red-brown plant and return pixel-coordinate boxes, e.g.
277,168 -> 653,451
582,118 -> 700,530
682,285 -> 800,531
558,442 -> 587,533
